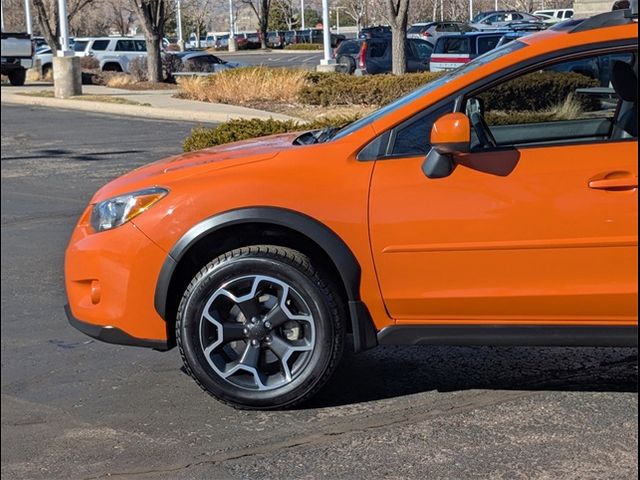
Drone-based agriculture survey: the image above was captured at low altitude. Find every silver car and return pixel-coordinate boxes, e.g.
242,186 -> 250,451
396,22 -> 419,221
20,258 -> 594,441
470,11 -> 542,30
407,22 -> 473,42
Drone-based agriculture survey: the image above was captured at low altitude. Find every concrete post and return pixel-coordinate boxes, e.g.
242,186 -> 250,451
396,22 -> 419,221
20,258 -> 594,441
54,0 -> 82,98
53,56 -> 82,98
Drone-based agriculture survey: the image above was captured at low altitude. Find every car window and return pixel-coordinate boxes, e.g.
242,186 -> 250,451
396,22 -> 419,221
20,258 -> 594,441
369,41 -> 388,58
115,40 -> 136,51
333,41 -> 527,141
91,40 -> 110,51
435,37 -> 469,54
468,50 -> 637,144
412,41 -> 434,60
564,11 -> 574,18
391,102 -> 456,156
338,41 -> 361,55
134,40 -> 146,52
73,41 -> 88,52
477,36 -> 502,55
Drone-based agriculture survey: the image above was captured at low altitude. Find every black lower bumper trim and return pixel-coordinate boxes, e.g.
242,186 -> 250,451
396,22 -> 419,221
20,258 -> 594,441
65,305 -> 170,350
377,324 -> 638,348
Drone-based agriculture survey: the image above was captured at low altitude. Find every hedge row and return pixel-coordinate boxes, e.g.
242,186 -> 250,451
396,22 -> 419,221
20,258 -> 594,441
479,71 -> 599,111
299,71 -> 443,106
183,115 -> 360,152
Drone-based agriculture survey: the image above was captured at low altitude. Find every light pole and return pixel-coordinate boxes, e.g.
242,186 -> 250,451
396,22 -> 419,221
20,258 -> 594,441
24,0 -> 32,35
57,0 -> 71,54
176,0 -> 184,51
335,6 -> 345,35
469,0 -> 473,21
317,0 -> 336,71
300,0 -> 305,30
228,0 -> 237,52
1,0 -> 5,32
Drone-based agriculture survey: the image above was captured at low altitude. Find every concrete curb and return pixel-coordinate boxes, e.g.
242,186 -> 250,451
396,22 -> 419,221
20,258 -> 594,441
1,90 -> 303,124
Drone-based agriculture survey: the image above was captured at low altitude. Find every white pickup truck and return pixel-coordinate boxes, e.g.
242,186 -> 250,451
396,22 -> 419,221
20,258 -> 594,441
1,32 -> 34,86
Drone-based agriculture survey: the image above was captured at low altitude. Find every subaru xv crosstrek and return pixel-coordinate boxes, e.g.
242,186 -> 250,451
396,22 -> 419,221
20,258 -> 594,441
65,7 -> 639,409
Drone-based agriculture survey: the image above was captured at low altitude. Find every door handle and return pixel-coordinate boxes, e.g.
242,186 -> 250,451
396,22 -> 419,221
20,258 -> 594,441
589,175 -> 638,191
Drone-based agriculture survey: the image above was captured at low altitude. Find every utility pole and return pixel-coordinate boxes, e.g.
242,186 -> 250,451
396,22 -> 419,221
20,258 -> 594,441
24,0 -> 32,34
228,0 -> 237,52
176,0 -> 184,51
317,0 -> 336,71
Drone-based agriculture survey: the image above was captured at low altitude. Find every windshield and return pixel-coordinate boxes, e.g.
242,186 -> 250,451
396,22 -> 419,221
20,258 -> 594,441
332,40 -> 526,141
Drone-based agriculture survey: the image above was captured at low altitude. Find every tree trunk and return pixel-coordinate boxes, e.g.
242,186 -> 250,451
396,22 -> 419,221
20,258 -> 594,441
147,34 -> 163,82
391,27 -> 407,75
386,0 -> 410,75
32,0 -> 60,54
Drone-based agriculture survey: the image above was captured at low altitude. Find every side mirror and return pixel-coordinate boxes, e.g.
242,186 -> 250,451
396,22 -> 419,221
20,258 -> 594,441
422,113 -> 471,179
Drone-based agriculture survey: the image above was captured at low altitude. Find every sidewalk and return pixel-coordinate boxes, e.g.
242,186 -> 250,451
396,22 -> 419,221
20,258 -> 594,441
0,83 -> 303,124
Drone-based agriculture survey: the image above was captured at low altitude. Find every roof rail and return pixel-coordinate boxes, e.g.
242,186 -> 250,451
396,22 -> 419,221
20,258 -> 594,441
570,8 -> 635,33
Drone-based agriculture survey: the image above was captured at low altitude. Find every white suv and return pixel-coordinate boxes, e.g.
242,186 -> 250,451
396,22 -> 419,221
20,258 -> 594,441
73,37 -> 147,73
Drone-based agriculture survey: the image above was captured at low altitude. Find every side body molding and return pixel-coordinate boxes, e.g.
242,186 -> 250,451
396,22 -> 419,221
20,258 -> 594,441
154,207 -> 378,352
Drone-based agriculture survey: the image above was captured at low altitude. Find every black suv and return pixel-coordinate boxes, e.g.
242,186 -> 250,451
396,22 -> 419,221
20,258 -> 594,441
335,37 -> 434,75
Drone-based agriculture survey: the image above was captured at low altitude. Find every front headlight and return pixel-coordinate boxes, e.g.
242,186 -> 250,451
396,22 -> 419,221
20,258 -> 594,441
90,187 -> 168,232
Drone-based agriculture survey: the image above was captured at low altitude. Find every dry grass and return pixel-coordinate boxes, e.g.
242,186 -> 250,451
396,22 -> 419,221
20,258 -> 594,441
177,67 -> 308,104
106,74 -> 137,89
17,90 -> 151,106
26,68 -> 42,82
543,93 -> 584,120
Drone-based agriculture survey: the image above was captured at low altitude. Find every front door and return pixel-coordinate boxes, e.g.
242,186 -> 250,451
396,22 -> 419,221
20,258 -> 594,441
369,48 -> 638,326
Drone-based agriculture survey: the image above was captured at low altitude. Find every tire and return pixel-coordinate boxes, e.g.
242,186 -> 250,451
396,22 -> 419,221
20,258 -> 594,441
177,245 -> 345,409
41,64 -> 52,81
336,55 -> 356,74
8,69 -> 26,86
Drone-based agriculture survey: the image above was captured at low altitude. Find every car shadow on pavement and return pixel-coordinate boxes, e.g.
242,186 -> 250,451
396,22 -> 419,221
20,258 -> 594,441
306,340 -> 638,408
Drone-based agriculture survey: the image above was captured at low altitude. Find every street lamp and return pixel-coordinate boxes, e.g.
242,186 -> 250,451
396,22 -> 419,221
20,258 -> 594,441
54,0 -> 81,98
176,0 -> 184,51
317,0 -> 336,71
300,0 -> 305,30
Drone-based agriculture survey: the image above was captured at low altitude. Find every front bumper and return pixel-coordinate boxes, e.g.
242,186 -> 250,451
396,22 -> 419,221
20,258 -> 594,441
65,210 -> 171,348
65,304 -> 169,350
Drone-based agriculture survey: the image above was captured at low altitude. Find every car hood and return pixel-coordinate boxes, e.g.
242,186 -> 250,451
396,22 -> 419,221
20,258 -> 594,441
91,132 -> 304,203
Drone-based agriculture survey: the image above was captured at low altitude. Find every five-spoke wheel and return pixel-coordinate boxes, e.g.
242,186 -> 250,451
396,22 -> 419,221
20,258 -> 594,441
177,246 -> 345,409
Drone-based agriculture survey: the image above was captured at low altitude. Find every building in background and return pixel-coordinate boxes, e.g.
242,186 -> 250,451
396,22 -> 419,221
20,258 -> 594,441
573,0 -> 619,16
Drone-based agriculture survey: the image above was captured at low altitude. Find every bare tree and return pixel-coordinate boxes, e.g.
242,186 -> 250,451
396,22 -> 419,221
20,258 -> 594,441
271,0 -> 298,30
183,0 -> 213,48
338,0 -> 366,34
385,0 -> 410,75
130,0 -> 166,82
107,0 -> 136,36
241,0 -> 271,49
31,0 -> 94,53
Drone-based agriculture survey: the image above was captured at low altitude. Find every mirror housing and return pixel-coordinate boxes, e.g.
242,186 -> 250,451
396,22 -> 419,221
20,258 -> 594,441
422,113 -> 471,179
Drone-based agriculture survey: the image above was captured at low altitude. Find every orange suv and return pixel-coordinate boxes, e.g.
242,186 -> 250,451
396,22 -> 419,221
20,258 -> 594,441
65,8 -> 638,409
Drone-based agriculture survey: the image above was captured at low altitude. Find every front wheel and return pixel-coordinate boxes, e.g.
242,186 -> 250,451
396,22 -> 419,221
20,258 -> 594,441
177,246 -> 345,409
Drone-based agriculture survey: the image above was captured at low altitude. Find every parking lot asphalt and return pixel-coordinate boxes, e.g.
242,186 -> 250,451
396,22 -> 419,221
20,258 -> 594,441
215,50 -> 324,69
1,103 -> 638,479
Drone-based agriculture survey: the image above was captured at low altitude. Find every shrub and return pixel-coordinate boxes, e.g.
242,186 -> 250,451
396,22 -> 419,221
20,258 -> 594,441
284,43 -> 324,51
479,71 -> 599,111
128,57 -> 148,82
299,72 -> 443,106
177,67 -> 308,104
80,56 -> 100,70
183,115 -> 360,152
106,74 -> 136,88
